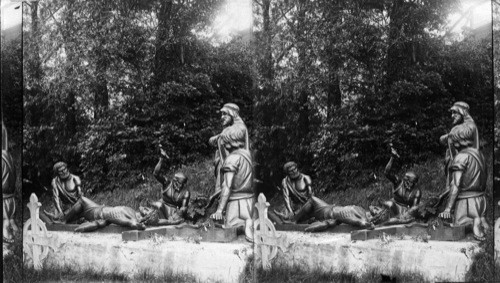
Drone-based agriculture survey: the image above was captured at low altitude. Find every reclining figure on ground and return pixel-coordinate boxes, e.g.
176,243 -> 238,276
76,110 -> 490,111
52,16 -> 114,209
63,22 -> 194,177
375,190 -> 450,227
44,196 -> 183,232
275,196 -> 384,232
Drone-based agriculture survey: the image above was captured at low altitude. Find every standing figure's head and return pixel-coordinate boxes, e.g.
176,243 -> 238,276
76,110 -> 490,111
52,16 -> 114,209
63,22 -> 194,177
172,172 -> 188,190
450,101 -> 470,126
220,103 -> 240,127
449,123 -> 475,151
403,171 -> 418,191
220,126 -> 246,151
283,161 -> 301,180
53,162 -> 70,180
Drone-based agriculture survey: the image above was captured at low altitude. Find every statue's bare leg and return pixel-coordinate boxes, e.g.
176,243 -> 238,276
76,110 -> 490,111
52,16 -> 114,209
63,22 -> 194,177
272,210 -> 292,223
3,199 -> 16,241
267,210 -> 284,225
3,218 -> 13,242
382,216 -> 415,226
341,216 -> 374,230
61,198 -> 86,224
472,218 -> 485,241
156,218 -> 183,226
481,217 -> 490,234
75,220 -> 109,232
40,210 -> 55,224
305,219 -> 338,232
10,219 -> 18,233
291,198 -> 316,223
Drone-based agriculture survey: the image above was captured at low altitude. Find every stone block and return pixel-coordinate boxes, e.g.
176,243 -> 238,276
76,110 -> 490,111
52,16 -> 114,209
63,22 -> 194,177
351,224 -> 465,241
351,225 -> 418,241
121,227 -> 167,241
276,223 -> 361,233
46,223 -> 134,234
46,223 -> 238,243
351,226 -> 399,241
428,225 -> 465,241
122,225 -> 237,243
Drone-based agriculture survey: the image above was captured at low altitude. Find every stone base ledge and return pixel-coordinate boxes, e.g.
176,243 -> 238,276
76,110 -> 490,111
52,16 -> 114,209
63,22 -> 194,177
41,231 -> 252,283
274,231 -> 480,282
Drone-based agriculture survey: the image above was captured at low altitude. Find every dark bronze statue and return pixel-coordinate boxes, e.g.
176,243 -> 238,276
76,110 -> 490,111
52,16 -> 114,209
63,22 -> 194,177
439,102 -> 479,192
51,162 -> 83,216
2,122 -> 18,243
210,126 -> 254,242
44,196 -> 154,232
208,103 -> 249,204
439,124 -> 489,241
150,145 -> 190,221
278,196 -> 378,232
376,193 -> 449,226
383,146 -> 421,217
280,161 -> 313,217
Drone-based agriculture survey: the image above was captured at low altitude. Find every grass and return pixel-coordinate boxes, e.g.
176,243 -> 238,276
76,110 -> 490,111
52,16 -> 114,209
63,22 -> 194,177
3,230 -> 23,283
241,255 -> 429,283
465,227 -> 497,282
23,264 -> 216,283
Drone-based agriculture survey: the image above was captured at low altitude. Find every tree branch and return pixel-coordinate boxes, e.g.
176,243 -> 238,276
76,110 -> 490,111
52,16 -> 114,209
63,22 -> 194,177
274,42 -> 295,65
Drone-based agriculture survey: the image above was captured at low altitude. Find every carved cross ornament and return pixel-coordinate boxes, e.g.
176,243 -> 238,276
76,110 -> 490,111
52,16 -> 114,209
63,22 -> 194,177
253,193 -> 288,270
23,193 -> 58,270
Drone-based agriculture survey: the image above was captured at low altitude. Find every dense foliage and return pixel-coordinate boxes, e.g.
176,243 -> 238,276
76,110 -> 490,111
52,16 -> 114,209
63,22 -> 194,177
1,35 -> 22,145
21,0 -> 493,197
22,0 -> 253,192
252,0 -> 493,193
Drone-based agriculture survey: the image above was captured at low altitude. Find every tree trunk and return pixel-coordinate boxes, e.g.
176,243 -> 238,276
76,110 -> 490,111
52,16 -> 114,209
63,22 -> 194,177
327,72 -> 341,120
94,50 -> 109,120
93,4 -> 110,120
30,1 -> 42,85
261,0 -> 273,83
153,0 -> 173,84
296,0 -> 309,138
62,0 -> 77,138
26,2 -> 42,126
386,0 -> 405,86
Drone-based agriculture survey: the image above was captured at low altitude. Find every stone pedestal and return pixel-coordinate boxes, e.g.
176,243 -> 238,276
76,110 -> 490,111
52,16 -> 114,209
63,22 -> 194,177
44,231 -> 252,283
351,224 -> 465,241
274,231 -> 479,282
122,225 -> 238,243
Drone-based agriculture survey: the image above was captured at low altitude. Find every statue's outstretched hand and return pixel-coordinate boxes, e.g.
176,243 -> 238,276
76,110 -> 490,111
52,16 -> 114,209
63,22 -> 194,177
438,209 -> 451,220
210,210 -> 224,221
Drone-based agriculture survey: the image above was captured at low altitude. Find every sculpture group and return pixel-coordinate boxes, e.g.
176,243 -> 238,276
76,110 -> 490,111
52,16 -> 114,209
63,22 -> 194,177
20,101 -> 490,243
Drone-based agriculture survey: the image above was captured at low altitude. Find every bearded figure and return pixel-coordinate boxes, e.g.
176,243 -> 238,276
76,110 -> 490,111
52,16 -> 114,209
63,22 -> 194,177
150,145 -> 190,220
51,162 -> 83,216
208,103 -> 249,196
383,147 -> 421,217
439,102 -> 479,191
